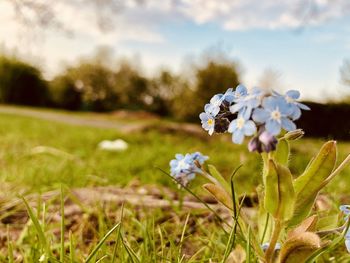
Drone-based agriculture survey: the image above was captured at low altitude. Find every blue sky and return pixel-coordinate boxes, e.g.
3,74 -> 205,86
1,0 -> 350,101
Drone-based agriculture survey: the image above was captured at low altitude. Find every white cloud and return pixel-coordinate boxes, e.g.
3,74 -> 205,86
0,1 -> 165,46
177,0 -> 350,30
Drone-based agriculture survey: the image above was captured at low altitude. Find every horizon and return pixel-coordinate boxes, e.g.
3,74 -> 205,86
1,0 -> 350,102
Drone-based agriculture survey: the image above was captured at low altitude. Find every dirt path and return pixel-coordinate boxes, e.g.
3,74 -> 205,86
0,105 -> 149,132
0,105 -> 206,137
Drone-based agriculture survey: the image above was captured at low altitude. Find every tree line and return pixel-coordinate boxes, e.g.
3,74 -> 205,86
0,54 -> 349,139
0,53 -> 240,121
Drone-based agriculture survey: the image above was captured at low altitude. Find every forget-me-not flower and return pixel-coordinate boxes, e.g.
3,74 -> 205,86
228,114 -> 256,144
340,205 -> 350,253
230,87 -> 264,119
232,84 -> 248,101
274,90 -> 310,120
252,96 -> 296,135
261,242 -> 281,252
199,112 -> 215,135
169,152 -> 208,186
205,88 -> 235,116
191,151 -> 209,164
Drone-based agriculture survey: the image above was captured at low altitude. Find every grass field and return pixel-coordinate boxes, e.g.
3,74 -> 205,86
1,107 -> 350,262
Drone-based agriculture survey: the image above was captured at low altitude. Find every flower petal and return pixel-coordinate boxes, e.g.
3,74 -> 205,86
232,130 -> 244,144
230,103 -> 243,114
346,239 -> 350,253
228,119 -> 237,133
262,96 -> 278,111
286,90 -> 300,99
236,84 -> 247,95
297,102 -> 310,110
210,94 -> 223,104
204,104 -> 211,113
290,106 -> 301,120
199,112 -> 208,121
243,120 -> 256,136
281,117 -> 296,131
265,119 -> 281,135
252,108 -> 269,123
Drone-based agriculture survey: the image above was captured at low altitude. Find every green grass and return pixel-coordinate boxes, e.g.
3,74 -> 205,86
0,111 -> 349,195
1,108 -> 350,262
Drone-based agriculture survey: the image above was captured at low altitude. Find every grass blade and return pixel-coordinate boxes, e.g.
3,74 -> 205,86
157,167 -> 229,231
21,196 -> 50,256
178,213 -> 190,261
60,185 -> 65,262
69,231 -> 75,263
85,222 -> 120,263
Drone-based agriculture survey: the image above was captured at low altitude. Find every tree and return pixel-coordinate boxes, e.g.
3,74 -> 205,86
171,59 -> 240,121
0,56 -> 50,106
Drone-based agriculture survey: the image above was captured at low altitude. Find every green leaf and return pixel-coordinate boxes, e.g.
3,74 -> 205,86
287,215 -> 318,239
316,215 -> 338,231
264,159 -> 279,216
257,186 -> 273,243
275,138 -> 290,166
203,183 -> 233,210
264,159 -> 296,220
208,164 -> 231,193
290,141 -> 337,226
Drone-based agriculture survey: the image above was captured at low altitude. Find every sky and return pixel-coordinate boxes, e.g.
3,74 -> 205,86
1,0 -> 350,101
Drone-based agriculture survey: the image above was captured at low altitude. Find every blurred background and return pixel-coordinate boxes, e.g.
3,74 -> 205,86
0,0 -> 350,139
2,2 -> 350,261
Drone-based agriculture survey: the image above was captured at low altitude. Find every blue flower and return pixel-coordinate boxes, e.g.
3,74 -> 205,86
340,205 -> 350,216
261,242 -> 281,252
230,87 -> 264,119
170,153 -> 193,176
233,84 -> 248,101
191,151 -> 209,164
199,112 -> 215,135
205,88 -> 235,116
228,114 -> 256,144
340,205 -> 350,253
169,152 -> 208,186
274,90 -> 310,120
252,96 -> 296,135
346,240 -> 350,253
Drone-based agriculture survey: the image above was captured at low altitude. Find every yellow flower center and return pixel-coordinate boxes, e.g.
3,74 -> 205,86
207,119 -> 214,126
271,110 -> 281,121
237,117 -> 245,129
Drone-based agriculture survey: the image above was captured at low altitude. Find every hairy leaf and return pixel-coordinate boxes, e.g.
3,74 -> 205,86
287,215 -> 318,239
208,165 -> 231,193
203,183 -> 233,210
264,159 -> 295,220
279,232 -> 321,263
275,138 -> 290,166
290,141 -> 337,226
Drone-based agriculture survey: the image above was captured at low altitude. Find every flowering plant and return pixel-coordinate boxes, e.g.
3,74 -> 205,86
169,85 -> 350,262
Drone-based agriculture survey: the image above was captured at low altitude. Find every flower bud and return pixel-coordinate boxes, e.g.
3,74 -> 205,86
248,137 -> 261,152
284,129 -> 304,141
214,117 -> 230,133
259,131 -> 278,152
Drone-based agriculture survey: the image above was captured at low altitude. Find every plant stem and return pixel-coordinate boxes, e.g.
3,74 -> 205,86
265,219 -> 282,263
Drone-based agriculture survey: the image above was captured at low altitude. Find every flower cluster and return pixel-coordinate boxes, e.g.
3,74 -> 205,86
199,85 -> 309,152
340,205 -> 350,253
169,152 -> 208,186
